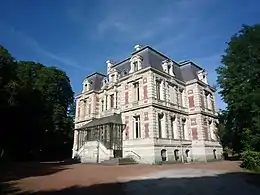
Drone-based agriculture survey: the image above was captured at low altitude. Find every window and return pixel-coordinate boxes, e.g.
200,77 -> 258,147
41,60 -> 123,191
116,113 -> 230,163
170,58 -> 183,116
133,61 -> 138,71
156,80 -> 161,100
133,82 -> 140,101
83,100 -> 86,116
105,95 -> 108,110
110,94 -> 114,108
158,113 -> 163,138
101,100 -> 104,111
115,92 -> 118,108
167,65 -> 171,74
134,116 -> 141,138
170,117 -> 175,138
181,118 -> 186,140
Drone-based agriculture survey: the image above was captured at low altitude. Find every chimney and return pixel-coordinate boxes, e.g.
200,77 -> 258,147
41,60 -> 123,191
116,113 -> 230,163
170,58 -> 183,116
134,44 -> 142,51
106,60 -> 114,73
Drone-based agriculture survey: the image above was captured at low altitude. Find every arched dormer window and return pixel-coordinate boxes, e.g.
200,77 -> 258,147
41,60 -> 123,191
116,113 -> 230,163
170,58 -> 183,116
108,68 -> 119,83
123,69 -> 128,76
197,70 -> 208,84
102,77 -> 108,88
82,79 -> 91,93
129,55 -> 143,73
162,59 -> 175,76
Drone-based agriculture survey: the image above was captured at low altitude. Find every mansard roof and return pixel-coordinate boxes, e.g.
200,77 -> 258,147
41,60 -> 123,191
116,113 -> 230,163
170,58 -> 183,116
83,45 -> 204,91
84,72 -> 106,91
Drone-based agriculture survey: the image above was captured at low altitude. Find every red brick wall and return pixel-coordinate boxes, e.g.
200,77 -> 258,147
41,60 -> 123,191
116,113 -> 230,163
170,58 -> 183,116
190,118 -> 198,140
125,116 -> 129,139
204,126 -> 209,140
191,128 -> 198,140
125,91 -> 129,104
144,112 -> 149,121
188,96 -> 195,108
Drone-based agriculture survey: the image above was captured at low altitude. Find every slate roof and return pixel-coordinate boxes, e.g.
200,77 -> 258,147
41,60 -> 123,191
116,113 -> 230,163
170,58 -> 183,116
84,46 -> 203,91
79,114 -> 123,129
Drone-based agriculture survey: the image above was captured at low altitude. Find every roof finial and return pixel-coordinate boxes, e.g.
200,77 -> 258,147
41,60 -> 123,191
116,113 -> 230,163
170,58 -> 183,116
134,44 -> 142,51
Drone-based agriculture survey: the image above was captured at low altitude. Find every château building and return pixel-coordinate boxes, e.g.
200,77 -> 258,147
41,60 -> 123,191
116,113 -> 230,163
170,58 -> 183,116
72,45 -> 222,164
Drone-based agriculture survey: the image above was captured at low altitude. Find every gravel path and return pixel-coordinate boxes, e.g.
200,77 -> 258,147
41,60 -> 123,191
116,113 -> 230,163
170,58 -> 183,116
1,161 -> 259,194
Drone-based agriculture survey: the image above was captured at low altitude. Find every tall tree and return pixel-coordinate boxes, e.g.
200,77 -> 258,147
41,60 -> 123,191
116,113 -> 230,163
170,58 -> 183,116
216,24 -> 260,152
0,45 -> 75,161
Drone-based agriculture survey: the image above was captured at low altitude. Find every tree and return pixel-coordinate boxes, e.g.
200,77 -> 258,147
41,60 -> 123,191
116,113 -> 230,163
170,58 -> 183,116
0,45 -> 75,161
216,24 -> 260,152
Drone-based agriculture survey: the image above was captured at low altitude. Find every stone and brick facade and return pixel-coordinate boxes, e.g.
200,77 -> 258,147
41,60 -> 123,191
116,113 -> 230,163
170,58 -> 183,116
72,45 -> 223,164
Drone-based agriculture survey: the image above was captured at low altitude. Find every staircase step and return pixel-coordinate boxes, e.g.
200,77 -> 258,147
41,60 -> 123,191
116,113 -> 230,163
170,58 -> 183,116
100,157 -> 138,165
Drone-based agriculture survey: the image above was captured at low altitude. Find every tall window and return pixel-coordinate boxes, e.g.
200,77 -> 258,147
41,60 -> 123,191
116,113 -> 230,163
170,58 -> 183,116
83,100 -> 86,116
133,61 -> 138,71
133,82 -> 140,101
134,116 -> 141,138
167,65 -> 171,74
181,118 -> 186,140
170,117 -> 175,139
158,113 -> 163,138
115,92 -> 118,108
156,80 -> 161,100
110,94 -> 114,108
105,95 -> 108,110
101,100 -> 104,111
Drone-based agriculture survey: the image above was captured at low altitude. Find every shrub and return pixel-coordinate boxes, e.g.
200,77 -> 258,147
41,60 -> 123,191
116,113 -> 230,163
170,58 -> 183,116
241,150 -> 260,171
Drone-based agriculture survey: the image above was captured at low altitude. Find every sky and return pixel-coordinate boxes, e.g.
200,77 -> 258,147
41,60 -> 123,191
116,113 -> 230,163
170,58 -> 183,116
0,0 -> 259,110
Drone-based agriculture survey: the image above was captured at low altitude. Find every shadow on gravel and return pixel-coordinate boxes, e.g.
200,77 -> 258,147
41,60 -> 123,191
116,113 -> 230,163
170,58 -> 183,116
0,160 -> 79,183
2,172 -> 260,195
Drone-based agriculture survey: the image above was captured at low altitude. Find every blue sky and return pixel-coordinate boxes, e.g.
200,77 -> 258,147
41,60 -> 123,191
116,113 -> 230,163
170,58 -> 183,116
1,0 -> 259,110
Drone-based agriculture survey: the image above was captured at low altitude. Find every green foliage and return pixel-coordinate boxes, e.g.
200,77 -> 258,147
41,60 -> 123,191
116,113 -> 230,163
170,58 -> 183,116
0,45 -> 74,161
241,151 -> 260,172
216,24 -> 260,153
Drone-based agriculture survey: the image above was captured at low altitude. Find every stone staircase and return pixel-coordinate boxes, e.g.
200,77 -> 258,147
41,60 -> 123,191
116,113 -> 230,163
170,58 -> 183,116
100,157 -> 138,165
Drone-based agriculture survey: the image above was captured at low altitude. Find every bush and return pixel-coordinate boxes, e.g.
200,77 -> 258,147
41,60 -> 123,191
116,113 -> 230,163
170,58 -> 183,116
241,151 -> 260,171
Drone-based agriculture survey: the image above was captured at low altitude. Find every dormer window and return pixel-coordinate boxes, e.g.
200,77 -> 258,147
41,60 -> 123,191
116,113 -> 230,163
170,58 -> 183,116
111,74 -> 115,82
123,69 -> 128,76
197,70 -> 208,84
82,79 -> 90,92
133,62 -> 138,71
129,55 -> 143,73
102,77 -> 108,87
167,65 -> 171,74
162,59 -> 175,76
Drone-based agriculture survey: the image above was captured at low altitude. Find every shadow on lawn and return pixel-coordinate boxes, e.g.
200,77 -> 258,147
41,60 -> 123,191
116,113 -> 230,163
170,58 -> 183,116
0,159 -> 79,183
2,171 -> 260,195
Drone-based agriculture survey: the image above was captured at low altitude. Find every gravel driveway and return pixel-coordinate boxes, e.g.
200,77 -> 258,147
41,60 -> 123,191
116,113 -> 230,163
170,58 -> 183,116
1,161 -> 259,194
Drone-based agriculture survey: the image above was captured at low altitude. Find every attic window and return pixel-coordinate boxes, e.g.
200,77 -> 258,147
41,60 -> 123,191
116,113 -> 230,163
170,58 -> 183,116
123,70 -> 127,76
167,65 -> 171,74
129,55 -> 143,73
